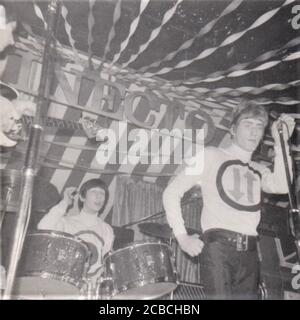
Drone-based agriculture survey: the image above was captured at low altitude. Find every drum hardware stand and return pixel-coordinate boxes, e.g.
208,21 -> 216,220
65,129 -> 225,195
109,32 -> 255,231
3,0 -> 60,299
122,198 -> 200,229
256,241 -> 268,300
168,233 -> 180,300
0,187 -> 13,231
95,275 -> 114,300
277,120 -> 300,263
0,187 -> 13,299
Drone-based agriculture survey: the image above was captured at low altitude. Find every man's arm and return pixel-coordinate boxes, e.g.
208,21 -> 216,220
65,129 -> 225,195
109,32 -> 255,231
102,225 -> 115,256
163,168 -> 201,236
163,153 -> 208,257
261,114 -> 295,194
38,187 -> 77,230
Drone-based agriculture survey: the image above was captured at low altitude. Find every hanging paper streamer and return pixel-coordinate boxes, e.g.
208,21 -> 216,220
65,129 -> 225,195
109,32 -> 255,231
191,79 -> 300,97
139,0 -> 243,73
120,0 -> 183,69
190,51 -> 300,87
30,1 -> 80,66
101,0 -> 122,66
226,51 -> 300,77
87,0 -> 96,69
108,0 -> 150,68
202,96 -> 300,107
60,3 -> 82,65
128,67 -> 300,105
32,0 -> 47,31
142,0 -> 295,77
249,97 -> 300,106
179,36 -> 300,85
127,47 -> 300,102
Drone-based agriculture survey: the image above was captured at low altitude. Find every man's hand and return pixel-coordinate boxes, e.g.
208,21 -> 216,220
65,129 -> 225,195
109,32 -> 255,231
62,187 -> 77,207
271,114 -> 295,146
176,233 -> 204,257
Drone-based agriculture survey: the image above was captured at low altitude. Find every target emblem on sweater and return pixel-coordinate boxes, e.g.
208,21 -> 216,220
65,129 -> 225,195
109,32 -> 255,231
216,160 -> 262,212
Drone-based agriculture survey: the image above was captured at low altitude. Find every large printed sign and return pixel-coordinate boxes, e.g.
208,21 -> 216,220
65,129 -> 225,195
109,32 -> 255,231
3,49 -> 234,146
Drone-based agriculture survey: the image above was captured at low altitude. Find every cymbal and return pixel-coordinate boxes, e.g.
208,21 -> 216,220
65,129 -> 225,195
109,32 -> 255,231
0,169 -> 60,213
138,222 -> 201,240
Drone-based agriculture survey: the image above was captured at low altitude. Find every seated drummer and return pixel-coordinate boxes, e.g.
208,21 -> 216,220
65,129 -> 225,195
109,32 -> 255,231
38,179 -> 114,284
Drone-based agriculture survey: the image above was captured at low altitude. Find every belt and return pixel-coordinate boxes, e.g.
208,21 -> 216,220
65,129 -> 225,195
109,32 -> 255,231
203,229 -> 258,252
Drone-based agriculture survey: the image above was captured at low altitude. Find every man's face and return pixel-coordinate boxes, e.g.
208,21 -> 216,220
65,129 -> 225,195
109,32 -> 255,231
81,187 -> 106,215
0,96 -> 22,146
231,118 -> 265,153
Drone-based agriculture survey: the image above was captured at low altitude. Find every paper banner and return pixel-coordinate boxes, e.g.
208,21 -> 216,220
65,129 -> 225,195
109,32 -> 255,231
180,36 -> 300,85
139,0 -> 243,73
101,0 -> 122,66
120,0 -> 184,69
108,0 -> 150,67
142,0 -> 295,77
87,0 -> 96,69
60,3 -> 82,65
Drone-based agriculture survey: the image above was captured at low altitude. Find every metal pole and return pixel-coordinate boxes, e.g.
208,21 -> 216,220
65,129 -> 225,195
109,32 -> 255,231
277,121 -> 300,262
3,0 -> 59,299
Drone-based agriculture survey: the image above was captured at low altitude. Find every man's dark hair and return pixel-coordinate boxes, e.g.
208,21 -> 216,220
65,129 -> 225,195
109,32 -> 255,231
78,178 -> 109,215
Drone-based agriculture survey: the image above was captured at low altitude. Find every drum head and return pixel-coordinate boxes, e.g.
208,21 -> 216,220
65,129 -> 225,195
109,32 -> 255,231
112,282 -> 178,300
13,277 -> 80,300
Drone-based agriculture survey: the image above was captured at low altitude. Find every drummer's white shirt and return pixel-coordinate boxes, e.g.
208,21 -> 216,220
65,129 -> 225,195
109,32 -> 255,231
38,202 -> 114,279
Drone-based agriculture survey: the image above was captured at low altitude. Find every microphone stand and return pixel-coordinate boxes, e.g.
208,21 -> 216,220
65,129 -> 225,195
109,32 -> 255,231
3,0 -> 59,299
277,121 -> 300,263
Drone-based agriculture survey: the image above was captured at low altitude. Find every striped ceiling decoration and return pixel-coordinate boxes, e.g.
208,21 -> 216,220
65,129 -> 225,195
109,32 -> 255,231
10,0 -> 299,105
3,0 -> 300,219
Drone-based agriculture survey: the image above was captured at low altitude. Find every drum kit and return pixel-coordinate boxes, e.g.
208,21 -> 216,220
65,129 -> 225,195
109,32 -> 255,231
10,231 -> 179,300
0,169 -> 188,300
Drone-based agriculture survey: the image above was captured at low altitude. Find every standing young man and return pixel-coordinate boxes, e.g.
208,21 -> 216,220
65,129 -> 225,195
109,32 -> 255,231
163,103 -> 295,299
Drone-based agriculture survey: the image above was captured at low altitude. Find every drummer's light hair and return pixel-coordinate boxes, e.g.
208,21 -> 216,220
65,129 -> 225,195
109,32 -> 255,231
78,178 -> 109,215
230,101 -> 269,129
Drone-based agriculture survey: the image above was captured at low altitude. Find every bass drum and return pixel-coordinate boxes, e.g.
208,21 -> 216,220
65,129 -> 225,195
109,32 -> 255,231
99,241 -> 178,300
13,230 -> 90,299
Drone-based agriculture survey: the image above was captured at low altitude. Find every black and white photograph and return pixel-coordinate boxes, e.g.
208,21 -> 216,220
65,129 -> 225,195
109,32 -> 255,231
0,0 -> 299,302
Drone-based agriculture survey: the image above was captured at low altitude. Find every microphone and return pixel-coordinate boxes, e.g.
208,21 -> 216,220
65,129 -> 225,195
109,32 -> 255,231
269,110 -> 280,121
269,110 -> 285,132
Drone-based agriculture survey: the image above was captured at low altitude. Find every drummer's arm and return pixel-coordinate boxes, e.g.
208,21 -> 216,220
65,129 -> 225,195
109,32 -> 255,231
38,187 -> 77,230
102,225 -> 115,256
37,200 -> 68,230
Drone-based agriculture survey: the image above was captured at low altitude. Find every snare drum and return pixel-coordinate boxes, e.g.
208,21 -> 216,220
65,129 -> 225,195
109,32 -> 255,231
100,241 -> 178,300
13,230 -> 90,299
